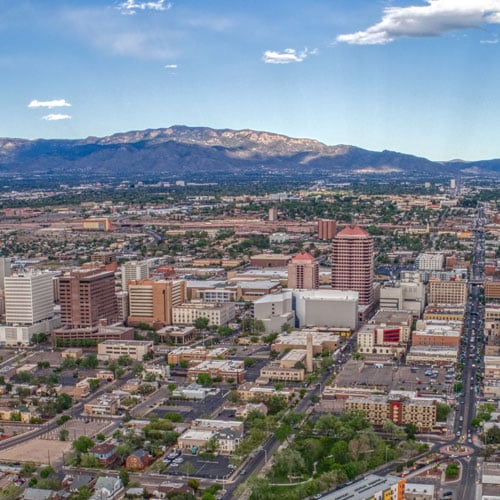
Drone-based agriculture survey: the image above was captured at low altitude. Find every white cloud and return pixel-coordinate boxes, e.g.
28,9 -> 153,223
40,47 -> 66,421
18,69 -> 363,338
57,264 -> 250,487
263,48 -> 315,64
337,0 -> 500,45
164,63 -> 178,68
118,0 -> 173,15
28,99 -> 72,109
41,114 -> 72,121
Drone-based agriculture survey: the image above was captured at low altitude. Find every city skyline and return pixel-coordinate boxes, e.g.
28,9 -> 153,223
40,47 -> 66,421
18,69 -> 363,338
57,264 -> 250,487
2,0 -> 500,160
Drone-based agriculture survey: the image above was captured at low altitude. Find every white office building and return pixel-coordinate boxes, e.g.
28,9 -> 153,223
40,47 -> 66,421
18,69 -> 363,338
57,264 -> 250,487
121,260 -> 149,290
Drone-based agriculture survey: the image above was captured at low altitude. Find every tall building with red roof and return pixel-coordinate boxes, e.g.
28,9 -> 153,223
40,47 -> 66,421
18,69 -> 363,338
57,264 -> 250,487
288,252 -> 319,290
331,224 -> 374,305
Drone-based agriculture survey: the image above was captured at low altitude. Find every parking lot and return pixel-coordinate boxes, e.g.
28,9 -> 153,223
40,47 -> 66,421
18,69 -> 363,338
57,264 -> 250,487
164,454 -> 232,479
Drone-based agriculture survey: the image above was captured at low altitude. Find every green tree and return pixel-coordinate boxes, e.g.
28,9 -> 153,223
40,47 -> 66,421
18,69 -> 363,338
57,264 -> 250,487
72,436 -> 95,454
179,461 -> 196,477
436,403 -> 451,421
71,485 -> 92,500
197,373 -> 213,387
187,479 -> 200,495
81,354 -> 98,369
59,429 -> 69,441
194,317 -> 210,330
79,453 -> 101,468
119,469 -> 130,487
55,393 -> 73,412
445,463 -> 460,479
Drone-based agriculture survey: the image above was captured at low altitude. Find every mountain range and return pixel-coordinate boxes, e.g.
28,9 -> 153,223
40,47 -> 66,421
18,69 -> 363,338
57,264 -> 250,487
0,125 -> 499,185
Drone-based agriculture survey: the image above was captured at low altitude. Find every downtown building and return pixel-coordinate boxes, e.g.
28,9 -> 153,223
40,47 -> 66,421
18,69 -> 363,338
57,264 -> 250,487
0,271 -> 59,346
287,252 -> 319,290
53,267 -> 129,345
331,224 -> 376,318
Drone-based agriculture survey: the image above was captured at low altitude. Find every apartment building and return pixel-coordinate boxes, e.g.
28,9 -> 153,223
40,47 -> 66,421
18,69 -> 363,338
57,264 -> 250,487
172,301 -> 235,326
428,278 -> 468,305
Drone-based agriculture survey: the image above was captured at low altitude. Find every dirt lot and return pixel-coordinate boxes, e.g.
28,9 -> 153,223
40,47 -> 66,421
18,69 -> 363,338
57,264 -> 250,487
0,438 -> 71,466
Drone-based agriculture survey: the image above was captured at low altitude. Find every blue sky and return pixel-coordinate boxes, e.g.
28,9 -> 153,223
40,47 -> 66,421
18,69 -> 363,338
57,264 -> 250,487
2,0 -> 500,160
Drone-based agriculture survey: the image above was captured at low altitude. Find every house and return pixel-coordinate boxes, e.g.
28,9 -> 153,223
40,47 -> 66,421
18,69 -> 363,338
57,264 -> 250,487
90,443 -> 116,466
125,449 -> 152,470
90,476 -> 123,500
62,474 -> 96,493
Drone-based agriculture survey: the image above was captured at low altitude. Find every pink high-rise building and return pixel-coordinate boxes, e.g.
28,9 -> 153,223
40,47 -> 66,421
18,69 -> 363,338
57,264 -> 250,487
318,219 -> 337,240
288,252 -> 319,290
331,224 -> 374,305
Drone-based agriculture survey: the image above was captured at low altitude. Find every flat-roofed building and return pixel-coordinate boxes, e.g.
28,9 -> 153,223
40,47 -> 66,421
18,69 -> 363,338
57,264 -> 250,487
128,279 -> 186,328
121,260 -> 149,290
259,365 -> 305,382
404,482 -> 435,500
167,346 -> 229,365
252,291 -> 295,334
97,340 -> 153,361
406,346 -> 458,365
412,320 -> 462,348
187,359 -> 245,384
484,356 -> 500,380
237,382 -> 295,402
271,329 -> 340,355
172,301 -> 235,326
357,324 -> 407,357
485,279 -> 500,300
429,278 -> 468,305
423,305 -> 465,322
322,474 -> 405,500
416,253 -> 444,271
370,310 -> 413,342
379,281 -> 426,318
250,254 -> 291,268
292,289 -> 358,329
157,325 -> 196,345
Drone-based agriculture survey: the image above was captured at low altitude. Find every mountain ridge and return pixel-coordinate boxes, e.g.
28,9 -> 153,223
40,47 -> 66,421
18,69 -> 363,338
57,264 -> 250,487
0,125 -> 499,184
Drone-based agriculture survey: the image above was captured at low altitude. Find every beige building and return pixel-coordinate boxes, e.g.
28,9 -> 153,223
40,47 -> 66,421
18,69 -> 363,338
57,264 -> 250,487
172,301 -> 235,326
406,346 -> 458,365
167,346 -> 229,365
128,279 -> 186,328
271,329 -> 340,355
187,359 -> 245,384
259,365 -> 305,382
237,382 -> 296,402
345,393 -> 437,432
97,340 -> 153,361
423,305 -> 465,322
429,279 -> 468,305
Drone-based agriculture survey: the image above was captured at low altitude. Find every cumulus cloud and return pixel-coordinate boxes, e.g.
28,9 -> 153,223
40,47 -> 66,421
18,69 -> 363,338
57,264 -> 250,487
164,63 -> 178,68
118,0 -> 173,15
28,99 -> 72,109
337,0 -> 500,45
42,114 -> 72,121
263,48 -> 316,64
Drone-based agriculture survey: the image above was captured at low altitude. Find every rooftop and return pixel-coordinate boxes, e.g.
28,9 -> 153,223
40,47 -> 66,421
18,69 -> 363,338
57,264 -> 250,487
336,224 -> 369,238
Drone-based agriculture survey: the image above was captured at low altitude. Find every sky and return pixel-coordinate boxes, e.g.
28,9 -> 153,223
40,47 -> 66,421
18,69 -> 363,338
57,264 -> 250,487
2,0 -> 500,161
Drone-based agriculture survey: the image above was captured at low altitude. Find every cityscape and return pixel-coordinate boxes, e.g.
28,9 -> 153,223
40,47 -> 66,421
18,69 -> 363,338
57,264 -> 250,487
2,1 -> 500,500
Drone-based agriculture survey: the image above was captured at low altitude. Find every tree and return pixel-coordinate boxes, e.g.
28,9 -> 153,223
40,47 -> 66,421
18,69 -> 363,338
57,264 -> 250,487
445,462 -> 460,479
72,436 -> 95,454
194,317 -> 210,330
265,394 -> 287,415
119,469 -> 130,487
436,403 -> 451,421
243,357 -> 255,368
88,378 -> 100,392
405,423 -> 417,440
197,373 -> 213,387
275,422 -> 292,443
72,485 -> 92,500
272,449 -> 305,479
187,479 -> 200,495
59,429 -> 69,441
79,453 -> 101,468
81,354 -> 98,369
55,393 -> 73,412
179,461 -> 196,477
96,433 -> 105,442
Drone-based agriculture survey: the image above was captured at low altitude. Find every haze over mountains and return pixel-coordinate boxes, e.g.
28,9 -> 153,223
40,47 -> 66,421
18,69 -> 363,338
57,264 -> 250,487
0,126 -> 499,186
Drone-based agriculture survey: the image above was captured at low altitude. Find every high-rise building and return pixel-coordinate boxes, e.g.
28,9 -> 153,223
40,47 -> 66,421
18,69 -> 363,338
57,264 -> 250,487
128,279 -> 186,328
318,219 -> 337,240
0,257 -> 11,289
121,260 -> 150,290
331,224 -> 374,306
4,272 -> 54,325
268,207 -> 278,222
287,252 -> 319,290
59,268 -> 118,329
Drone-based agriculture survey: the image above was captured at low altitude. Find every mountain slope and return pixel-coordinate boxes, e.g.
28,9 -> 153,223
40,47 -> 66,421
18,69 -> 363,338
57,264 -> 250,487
0,125 -> 498,184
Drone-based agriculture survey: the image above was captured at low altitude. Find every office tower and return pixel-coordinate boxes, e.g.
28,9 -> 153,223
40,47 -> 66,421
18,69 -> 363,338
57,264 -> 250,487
0,257 -> 11,289
287,252 -> 319,290
59,268 -> 118,329
269,207 -> 278,222
318,219 -> 337,240
128,279 -> 186,328
121,260 -> 150,290
331,224 -> 374,306
416,253 -> 444,271
92,252 -> 118,272
4,272 -> 54,325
